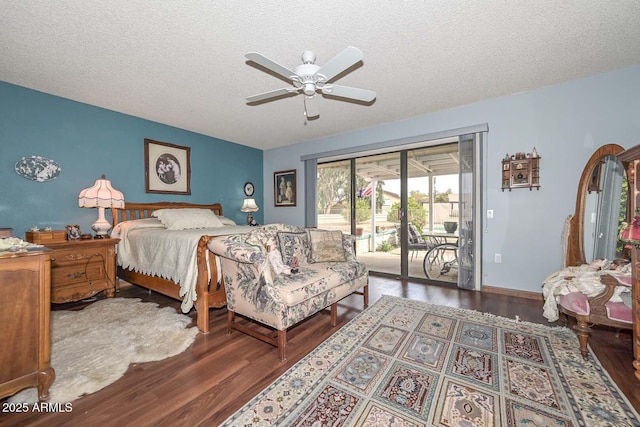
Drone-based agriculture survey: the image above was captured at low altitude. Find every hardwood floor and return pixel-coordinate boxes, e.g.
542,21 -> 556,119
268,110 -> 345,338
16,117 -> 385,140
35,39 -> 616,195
1,276 -> 638,426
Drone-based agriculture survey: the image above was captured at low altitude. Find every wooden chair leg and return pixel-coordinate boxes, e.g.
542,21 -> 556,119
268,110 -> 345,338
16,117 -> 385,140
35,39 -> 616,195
278,330 -> 287,362
362,284 -> 369,307
574,319 -> 591,360
227,310 -> 235,335
330,302 -> 338,327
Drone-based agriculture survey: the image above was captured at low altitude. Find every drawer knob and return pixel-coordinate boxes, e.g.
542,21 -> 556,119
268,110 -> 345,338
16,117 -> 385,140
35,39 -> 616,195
67,272 -> 86,279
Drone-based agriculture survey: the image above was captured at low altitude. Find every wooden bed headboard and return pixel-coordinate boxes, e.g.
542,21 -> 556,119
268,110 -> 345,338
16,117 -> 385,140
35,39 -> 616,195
112,201 -> 224,226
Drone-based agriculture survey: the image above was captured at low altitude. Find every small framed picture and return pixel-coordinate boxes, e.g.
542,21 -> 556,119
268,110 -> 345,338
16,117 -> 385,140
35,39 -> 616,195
144,138 -> 191,195
65,224 -> 81,240
274,169 -> 296,207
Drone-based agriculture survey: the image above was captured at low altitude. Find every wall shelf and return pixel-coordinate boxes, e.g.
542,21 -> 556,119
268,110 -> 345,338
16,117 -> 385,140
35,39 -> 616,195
501,149 -> 540,191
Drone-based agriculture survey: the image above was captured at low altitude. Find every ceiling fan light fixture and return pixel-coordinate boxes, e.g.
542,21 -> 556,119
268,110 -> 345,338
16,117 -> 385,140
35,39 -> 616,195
303,83 -> 316,96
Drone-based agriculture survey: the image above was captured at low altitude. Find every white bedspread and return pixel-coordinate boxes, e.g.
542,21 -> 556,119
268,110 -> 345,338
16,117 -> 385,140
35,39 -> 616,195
111,218 -> 251,313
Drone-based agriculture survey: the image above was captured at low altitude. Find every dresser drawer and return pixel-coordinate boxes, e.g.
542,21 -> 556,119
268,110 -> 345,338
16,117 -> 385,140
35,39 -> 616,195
51,260 -> 106,285
50,246 -> 107,268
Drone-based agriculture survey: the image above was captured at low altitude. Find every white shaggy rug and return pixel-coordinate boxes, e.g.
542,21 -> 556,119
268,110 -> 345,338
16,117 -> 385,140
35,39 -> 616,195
10,298 -> 198,403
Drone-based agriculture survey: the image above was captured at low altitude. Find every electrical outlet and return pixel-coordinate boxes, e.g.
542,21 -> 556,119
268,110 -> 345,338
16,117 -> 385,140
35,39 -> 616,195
487,209 -> 494,219
494,253 -> 502,263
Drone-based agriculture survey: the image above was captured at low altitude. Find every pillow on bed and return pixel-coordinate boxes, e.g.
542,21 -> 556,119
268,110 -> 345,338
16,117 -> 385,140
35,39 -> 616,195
152,208 -> 224,230
216,216 -> 237,226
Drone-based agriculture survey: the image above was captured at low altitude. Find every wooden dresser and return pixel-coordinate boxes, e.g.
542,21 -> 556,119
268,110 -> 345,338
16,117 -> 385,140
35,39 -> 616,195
43,238 -> 120,303
617,145 -> 640,382
0,249 -> 55,401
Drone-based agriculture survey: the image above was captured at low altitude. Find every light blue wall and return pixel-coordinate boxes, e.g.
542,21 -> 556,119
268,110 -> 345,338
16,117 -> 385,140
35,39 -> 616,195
0,82 -> 263,235
263,65 -> 640,295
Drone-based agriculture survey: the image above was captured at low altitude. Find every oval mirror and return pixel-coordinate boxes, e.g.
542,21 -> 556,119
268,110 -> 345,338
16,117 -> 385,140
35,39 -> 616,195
583,154 -> 626,261
566,144 -> 628,266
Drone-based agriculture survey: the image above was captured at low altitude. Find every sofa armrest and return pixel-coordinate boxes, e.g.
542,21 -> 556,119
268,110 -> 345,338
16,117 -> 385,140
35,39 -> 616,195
589,273 -> 624,318
208,235 -> 266,264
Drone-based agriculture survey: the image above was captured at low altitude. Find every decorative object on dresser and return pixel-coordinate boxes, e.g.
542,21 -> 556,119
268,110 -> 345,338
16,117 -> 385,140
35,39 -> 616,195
221,296 -> 640,426
0,228 -> 13,238
9,297 -> 198,404
111,201 -> 252,333
44,238 -> 120,304
240,198 -> 259,225
25,229 -> 67,244
501,148 -> 540,191
64,224 -> 81,240
274,169 -> 296,206
0,249 -> 55,402
144,138 -> 191,195
78,175 -> 125,238
617,143 -> 640,382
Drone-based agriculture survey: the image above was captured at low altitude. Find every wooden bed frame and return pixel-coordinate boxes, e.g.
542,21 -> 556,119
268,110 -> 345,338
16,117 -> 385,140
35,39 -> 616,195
111,201 -> 227,333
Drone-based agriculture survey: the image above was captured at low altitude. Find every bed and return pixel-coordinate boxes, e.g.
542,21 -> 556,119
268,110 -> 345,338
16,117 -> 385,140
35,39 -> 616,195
111,201 -> 251,333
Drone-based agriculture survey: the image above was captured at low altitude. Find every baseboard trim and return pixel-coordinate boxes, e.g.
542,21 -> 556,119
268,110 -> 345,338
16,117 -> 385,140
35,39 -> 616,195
482,285 -> 543,301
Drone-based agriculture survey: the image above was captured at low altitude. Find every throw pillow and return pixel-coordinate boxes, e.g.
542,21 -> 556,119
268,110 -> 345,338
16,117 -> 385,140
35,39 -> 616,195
342,234 -> 357,262
308,229 -> 346,262
152,208 -> 224,230
276,231 -> 310,267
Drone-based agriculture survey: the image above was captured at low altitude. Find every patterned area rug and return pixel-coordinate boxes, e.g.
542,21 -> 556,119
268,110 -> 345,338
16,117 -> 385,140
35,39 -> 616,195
222,295 -> 639,426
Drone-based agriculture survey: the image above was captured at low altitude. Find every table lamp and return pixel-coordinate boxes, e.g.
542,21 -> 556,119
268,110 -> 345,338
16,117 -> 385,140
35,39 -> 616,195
78,175 -> 125,238
240,198 -> 259,225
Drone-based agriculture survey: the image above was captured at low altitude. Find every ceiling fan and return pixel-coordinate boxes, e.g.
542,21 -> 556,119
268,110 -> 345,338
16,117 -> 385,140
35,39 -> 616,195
245,46 -> 376,119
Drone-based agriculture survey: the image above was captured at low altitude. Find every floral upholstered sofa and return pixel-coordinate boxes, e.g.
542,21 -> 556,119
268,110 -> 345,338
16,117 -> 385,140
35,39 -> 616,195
208,223 -> 368,361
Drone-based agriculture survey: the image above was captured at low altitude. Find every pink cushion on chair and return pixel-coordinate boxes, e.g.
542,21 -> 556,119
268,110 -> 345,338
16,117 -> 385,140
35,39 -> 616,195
558,292 -> 590,315
605,301 -> 633,323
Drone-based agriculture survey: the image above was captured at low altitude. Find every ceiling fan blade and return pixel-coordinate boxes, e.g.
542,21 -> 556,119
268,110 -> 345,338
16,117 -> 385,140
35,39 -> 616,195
315,46 -> 364,82
245,52 -> 297,81
304,95 -> 320,119
322,84 -> 376,102
246,87 -> 296,103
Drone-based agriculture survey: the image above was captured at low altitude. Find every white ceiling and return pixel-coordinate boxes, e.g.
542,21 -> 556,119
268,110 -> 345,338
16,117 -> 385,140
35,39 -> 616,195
2,1 -> 639,151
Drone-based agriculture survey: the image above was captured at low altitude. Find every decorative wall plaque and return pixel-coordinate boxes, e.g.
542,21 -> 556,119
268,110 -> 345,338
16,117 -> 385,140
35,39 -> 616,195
15,156 -> 61,182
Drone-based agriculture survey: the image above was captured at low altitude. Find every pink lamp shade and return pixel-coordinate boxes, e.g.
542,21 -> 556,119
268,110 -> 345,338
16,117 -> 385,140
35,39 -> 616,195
78,175 -> 125,237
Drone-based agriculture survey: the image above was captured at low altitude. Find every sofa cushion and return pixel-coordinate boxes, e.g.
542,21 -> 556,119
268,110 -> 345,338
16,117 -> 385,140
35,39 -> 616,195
274,261 -> 367,307
308,229 -> 346,262
276,231 -> 310,266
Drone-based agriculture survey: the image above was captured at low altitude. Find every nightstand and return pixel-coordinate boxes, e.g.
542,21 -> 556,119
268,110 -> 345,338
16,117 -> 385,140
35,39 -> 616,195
44,238 -> 120,303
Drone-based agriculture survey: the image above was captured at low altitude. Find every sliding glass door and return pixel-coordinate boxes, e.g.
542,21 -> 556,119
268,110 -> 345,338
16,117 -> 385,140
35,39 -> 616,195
313,131 -> 483,289
355,153 -> 401,276
317,160 -> 351,235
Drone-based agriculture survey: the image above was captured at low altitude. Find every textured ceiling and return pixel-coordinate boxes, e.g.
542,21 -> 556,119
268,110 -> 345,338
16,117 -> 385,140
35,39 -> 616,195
1,1 -> 639,150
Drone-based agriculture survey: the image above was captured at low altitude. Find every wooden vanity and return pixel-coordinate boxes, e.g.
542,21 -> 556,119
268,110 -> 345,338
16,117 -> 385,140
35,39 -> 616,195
617,144 -> 640,382
0,249 -> 55,401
